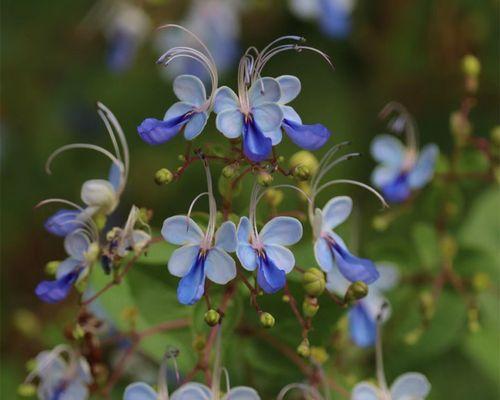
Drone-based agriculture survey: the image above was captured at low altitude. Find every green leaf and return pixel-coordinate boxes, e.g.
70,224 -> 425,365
137,240 -> 175,266
412,222 -> 440,270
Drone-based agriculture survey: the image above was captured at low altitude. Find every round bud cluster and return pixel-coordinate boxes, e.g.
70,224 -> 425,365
204,309 -> 221,326
259,312 -> 275,328
302,268 -> 326,297
302,297 -> 319,318
222,163 -> 239,179
296,338 -> 310,358
154,168 -> 173,185
344,281 -> 368,303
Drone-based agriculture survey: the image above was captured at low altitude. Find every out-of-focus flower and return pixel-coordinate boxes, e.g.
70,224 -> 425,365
371,102 -> 439,203
327,263 -> 399,347
289,0 -> 356,39
352,373 -> 431,400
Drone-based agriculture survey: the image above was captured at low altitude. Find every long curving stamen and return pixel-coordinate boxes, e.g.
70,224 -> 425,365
379,101 -> 419,154
311,141 -> 352,190
156,346 -> 180,400
311,152 -> 361,195
375,303 -> 390,395
277,383 -> 324,400
315,179 -> 388,209
256,184 -> 313,206
186,192 -> 209,222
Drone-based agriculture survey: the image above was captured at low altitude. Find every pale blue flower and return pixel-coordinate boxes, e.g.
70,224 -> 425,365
236,216 -> 302,294
312,196 -> 379,283
26,346 -> 92,400
44,209 -> 81,237
162,217 -> 236,305
327,263 -> 399,347
138,75 -> 210,144
352,373 -> 431,400
214,78 -> 283,161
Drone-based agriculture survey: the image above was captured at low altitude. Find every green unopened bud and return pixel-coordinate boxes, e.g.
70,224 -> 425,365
45,260 -> 60,276
440,235 -> 457,261
178,154 -> 186,162
72,324 -> 85,340
302,297 -> 319,317
302,268 -> 326,297
419,291 -> 435,321
296,338 -> 310,358
18,383 -> 36,397
289,151 -> 319,175
277,156 -> 285,163
345,281 -> 368,302
204,309 -> 220,327
310,346 -> 329,364
25,359 -> 37,373
462,54 -> 481,77
222,164 -> 238,179
282,294 -> 290,303
259,312 -> 275,328
472,272 -> 491,292
193,334 -> 207,351
154,168 -> 173,185
265,188 -> 284,207
13,309 -> 41,339
293,165 -> 311,181
450,111 -> 472,144
257,171 -> 273,187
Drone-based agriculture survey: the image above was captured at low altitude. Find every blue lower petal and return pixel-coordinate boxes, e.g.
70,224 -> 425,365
331,242 -> 379,284
381,173 -> 411,203
256,254 -> 286,294
349,303 -> 376,347
283,119 -> 331,150
45,209 -> 80,237
35,271 -> 80,303
137,114 -> 190,145
243,120 -> 272,162
177,253 -> 206,305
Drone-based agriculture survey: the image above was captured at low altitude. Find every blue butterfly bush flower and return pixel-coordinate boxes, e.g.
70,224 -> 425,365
371,102 -> 439,203
289,0 -> 356,39
327,263 -> 399,347
162,161 -> 237,305
352,373 -> 431,400
25,345 -> 92,400
236,184 -> 303,293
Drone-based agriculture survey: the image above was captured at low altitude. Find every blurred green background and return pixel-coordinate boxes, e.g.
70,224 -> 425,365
1,0 -> 499,398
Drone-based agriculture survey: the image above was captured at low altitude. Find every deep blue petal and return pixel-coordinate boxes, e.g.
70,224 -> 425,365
382,173 -> 411,203
137,114 -> 189,145
242,120 -> 272,162
283,119 -> 331,150
107,30 -> 138,73
44,209 -> 80,237
177,253 -> 206,305
256,253 -> 286,294
348,303 -> 376,347
331,242 -> 379,284
35,271 -> 80,303
318,0 -> 352,39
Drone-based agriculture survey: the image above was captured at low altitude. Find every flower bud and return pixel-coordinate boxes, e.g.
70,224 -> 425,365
18,383 -> 36,397
154,168 -> 173,185
13,309 -> 41,339
302,268 -> 326,297
292,165 -> 311,181
277,156 -> 285,163
204,309 -> 221,327
259,312 -> 275,328
461,54 -> 481,78
257,171 -> 273,187
44,260 -> 60,276
282,294 -> 290,303
372,215 -> 389,232
490,126 -> 500,146
289,151 -> 319,175
222,164 -> 238,179
302,297 -> 319,317
345,281 -> 368,302
178,154 -> 186,162
310,346 -> 329,364
72,324 -> 85,340
472,272 -> 491,292
296,338 -> 310,358
265,188 -> 284,207
404,326 -> 424,345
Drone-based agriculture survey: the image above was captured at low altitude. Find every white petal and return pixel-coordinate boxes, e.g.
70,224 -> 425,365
326,265 -> 350,296
264,244 -> 295,273
408,144 -> 439,189
371,165 -> 399,188
205,248 -> 236,284
372,263 -> 400,292
277,75 -> 301,104
223,386 -> 261,400
171,382 -> 212,400
173,74 -> 206,107
168,244 -> 200,278
390,372 -> 431,400
248,77 -> 281,107
314,237 -> 334,272
184,112 -> 208,140
370,134 -> 405,168
282,105 -> 302,124
216,109 -> 243,138
214,86 -> 239,113
263,128 -> 283,146
237,243 -> 257,271
252,103 -> 283,132
237,217 -> 251,243
164,101 -> 193,120
215,221 -> 237,252
123,382 -> 158,400
80,179 -> 117,213
64,232 -> 90,261
161,216 -> 203,246
259,216 -> 303,246
321,196 -> 352,231
351,382 -> 381,400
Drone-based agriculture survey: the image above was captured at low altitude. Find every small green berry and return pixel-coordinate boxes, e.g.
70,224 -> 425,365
296,338 -> 310,358
18,383 -> 36,397
154,168 -> 173,185
257,171 -> 273,187
345,281 -> 369,302
259,312 -> 275,328
302,297 -> 319,317
462,54 -> 481,77
204,309 -> 221,327
302,268 -> 326,297
44,260 -> 60,276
